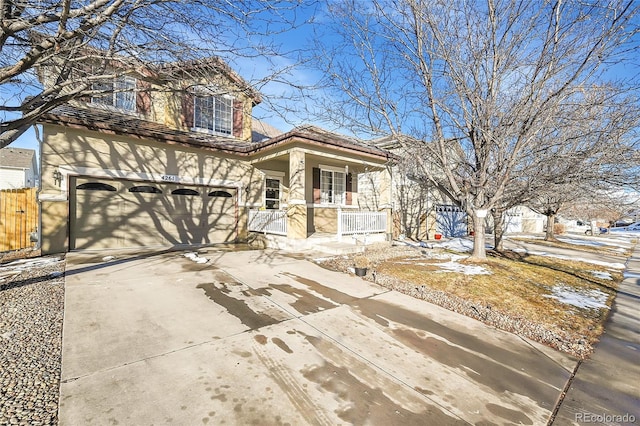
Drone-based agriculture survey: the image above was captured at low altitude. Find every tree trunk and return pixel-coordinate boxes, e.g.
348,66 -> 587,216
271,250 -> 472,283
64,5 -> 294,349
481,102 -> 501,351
470,213 -> 487,260
492,208 -> 505,252
545,213 -> 557,241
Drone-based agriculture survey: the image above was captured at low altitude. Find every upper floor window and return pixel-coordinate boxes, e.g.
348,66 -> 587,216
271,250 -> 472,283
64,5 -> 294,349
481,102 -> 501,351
193,94 -> 233,136
92,76 -> 136,112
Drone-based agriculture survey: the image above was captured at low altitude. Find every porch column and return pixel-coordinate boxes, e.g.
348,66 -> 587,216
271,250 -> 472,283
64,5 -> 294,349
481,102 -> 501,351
287,149 -> 307,239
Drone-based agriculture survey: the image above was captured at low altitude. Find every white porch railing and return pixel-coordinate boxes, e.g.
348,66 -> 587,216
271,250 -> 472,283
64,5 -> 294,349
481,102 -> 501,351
338,210 -> 387,236
248,210 -> 287,235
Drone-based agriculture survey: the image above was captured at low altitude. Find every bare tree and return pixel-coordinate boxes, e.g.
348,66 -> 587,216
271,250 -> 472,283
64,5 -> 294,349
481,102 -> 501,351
0,0 -> 313,148
309,0 -> 640,260
561,190 -> 636,228
524,86 -> 640,239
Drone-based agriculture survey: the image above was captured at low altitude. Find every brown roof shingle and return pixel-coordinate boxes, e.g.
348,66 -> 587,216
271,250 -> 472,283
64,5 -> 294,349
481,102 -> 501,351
39,105 -> 393,161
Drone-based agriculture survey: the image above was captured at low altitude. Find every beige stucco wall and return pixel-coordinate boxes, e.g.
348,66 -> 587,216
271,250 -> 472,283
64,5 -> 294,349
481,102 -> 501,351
40,200 -> 68,254
301,152 -> 390,208
41,125 -> 263,253
286,204 -> 307,239
313,207 -> 338,233
163,75 -> 254,141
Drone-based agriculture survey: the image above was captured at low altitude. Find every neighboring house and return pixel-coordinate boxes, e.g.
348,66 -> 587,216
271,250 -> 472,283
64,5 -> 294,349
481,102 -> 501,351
0,147 -> 38,189
366,135 -> 467,239
37,57 -> 393,254
367,135 -> 551,239
503,206 -> 545,234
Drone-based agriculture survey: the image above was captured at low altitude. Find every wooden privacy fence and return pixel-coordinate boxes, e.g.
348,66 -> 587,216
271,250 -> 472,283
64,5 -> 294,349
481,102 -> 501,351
0,188 -> 38,252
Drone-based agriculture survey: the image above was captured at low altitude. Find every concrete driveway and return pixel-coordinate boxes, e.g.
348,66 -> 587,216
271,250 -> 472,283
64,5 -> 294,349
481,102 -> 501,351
59,247 -> 577,425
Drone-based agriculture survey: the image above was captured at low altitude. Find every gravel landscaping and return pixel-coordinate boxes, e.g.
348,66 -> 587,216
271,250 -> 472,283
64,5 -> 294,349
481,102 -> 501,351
0,253 -> 65,426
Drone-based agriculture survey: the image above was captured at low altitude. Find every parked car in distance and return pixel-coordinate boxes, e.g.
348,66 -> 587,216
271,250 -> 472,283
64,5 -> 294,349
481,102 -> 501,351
609,222 -> 640,233
571,220 -> 606,235
613,220 -> 633,228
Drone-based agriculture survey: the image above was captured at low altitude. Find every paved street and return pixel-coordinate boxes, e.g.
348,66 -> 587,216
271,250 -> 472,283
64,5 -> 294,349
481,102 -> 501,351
59,247 -> 577,425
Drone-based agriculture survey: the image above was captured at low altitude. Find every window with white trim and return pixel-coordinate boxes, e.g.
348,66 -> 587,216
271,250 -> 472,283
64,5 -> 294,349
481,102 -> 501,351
320,169 -> 346,205
92,76 -> 136,112
194,94 -> 233,135
265,177 -> 281,209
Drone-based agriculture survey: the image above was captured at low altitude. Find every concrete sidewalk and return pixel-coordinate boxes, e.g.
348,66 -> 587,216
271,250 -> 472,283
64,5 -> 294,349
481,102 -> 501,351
553,247 -> 640,425
59,247 -> 577,425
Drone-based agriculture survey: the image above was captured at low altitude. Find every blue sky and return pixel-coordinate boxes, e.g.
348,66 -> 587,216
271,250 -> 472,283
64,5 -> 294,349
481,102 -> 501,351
6,2 -> 640,155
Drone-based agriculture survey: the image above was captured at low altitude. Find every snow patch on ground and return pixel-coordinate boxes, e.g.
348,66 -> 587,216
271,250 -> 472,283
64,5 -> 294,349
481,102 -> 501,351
184,252 -> 209,264
0,257 -> 63,271
590,270 -> 612,280
439,238 -> 474,252
544,284 -> 609,310
434,261 -> 491,275
392,253 -> 490,275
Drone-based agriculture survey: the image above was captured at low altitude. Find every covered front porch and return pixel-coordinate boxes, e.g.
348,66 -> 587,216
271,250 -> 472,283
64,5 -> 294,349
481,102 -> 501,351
244,126 -> 393,251
248,208 -> 389,252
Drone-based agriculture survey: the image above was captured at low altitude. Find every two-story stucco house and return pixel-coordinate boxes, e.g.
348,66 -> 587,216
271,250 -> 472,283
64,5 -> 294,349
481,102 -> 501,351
37,56 -> 393,254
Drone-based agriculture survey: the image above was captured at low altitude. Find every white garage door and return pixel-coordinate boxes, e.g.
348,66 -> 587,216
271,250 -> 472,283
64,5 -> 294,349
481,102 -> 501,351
435,204 -> 468,237
505,212 -> 523,234
70,177 -> 237,250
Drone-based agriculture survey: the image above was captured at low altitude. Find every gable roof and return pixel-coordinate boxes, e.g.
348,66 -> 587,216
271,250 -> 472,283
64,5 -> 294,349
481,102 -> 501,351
370,134 -> 421,151
253,125 -> 393,159
39,105 -> 393,162
0,148 -> 36,169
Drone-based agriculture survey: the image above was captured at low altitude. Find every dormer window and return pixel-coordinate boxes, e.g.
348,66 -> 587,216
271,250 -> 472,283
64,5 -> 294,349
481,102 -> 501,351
193,94 -> 233,136
92,76 -> 136,112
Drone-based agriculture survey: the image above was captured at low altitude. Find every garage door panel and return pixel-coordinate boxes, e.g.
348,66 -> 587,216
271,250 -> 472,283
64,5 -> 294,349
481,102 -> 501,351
123,203 -> 169,223
71,177 -> 237,250
168,200 -> 205,214
124,196 -> 166,210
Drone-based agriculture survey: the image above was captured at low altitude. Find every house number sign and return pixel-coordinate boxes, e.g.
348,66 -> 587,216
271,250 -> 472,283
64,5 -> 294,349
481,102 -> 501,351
161,174 -> 178,182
